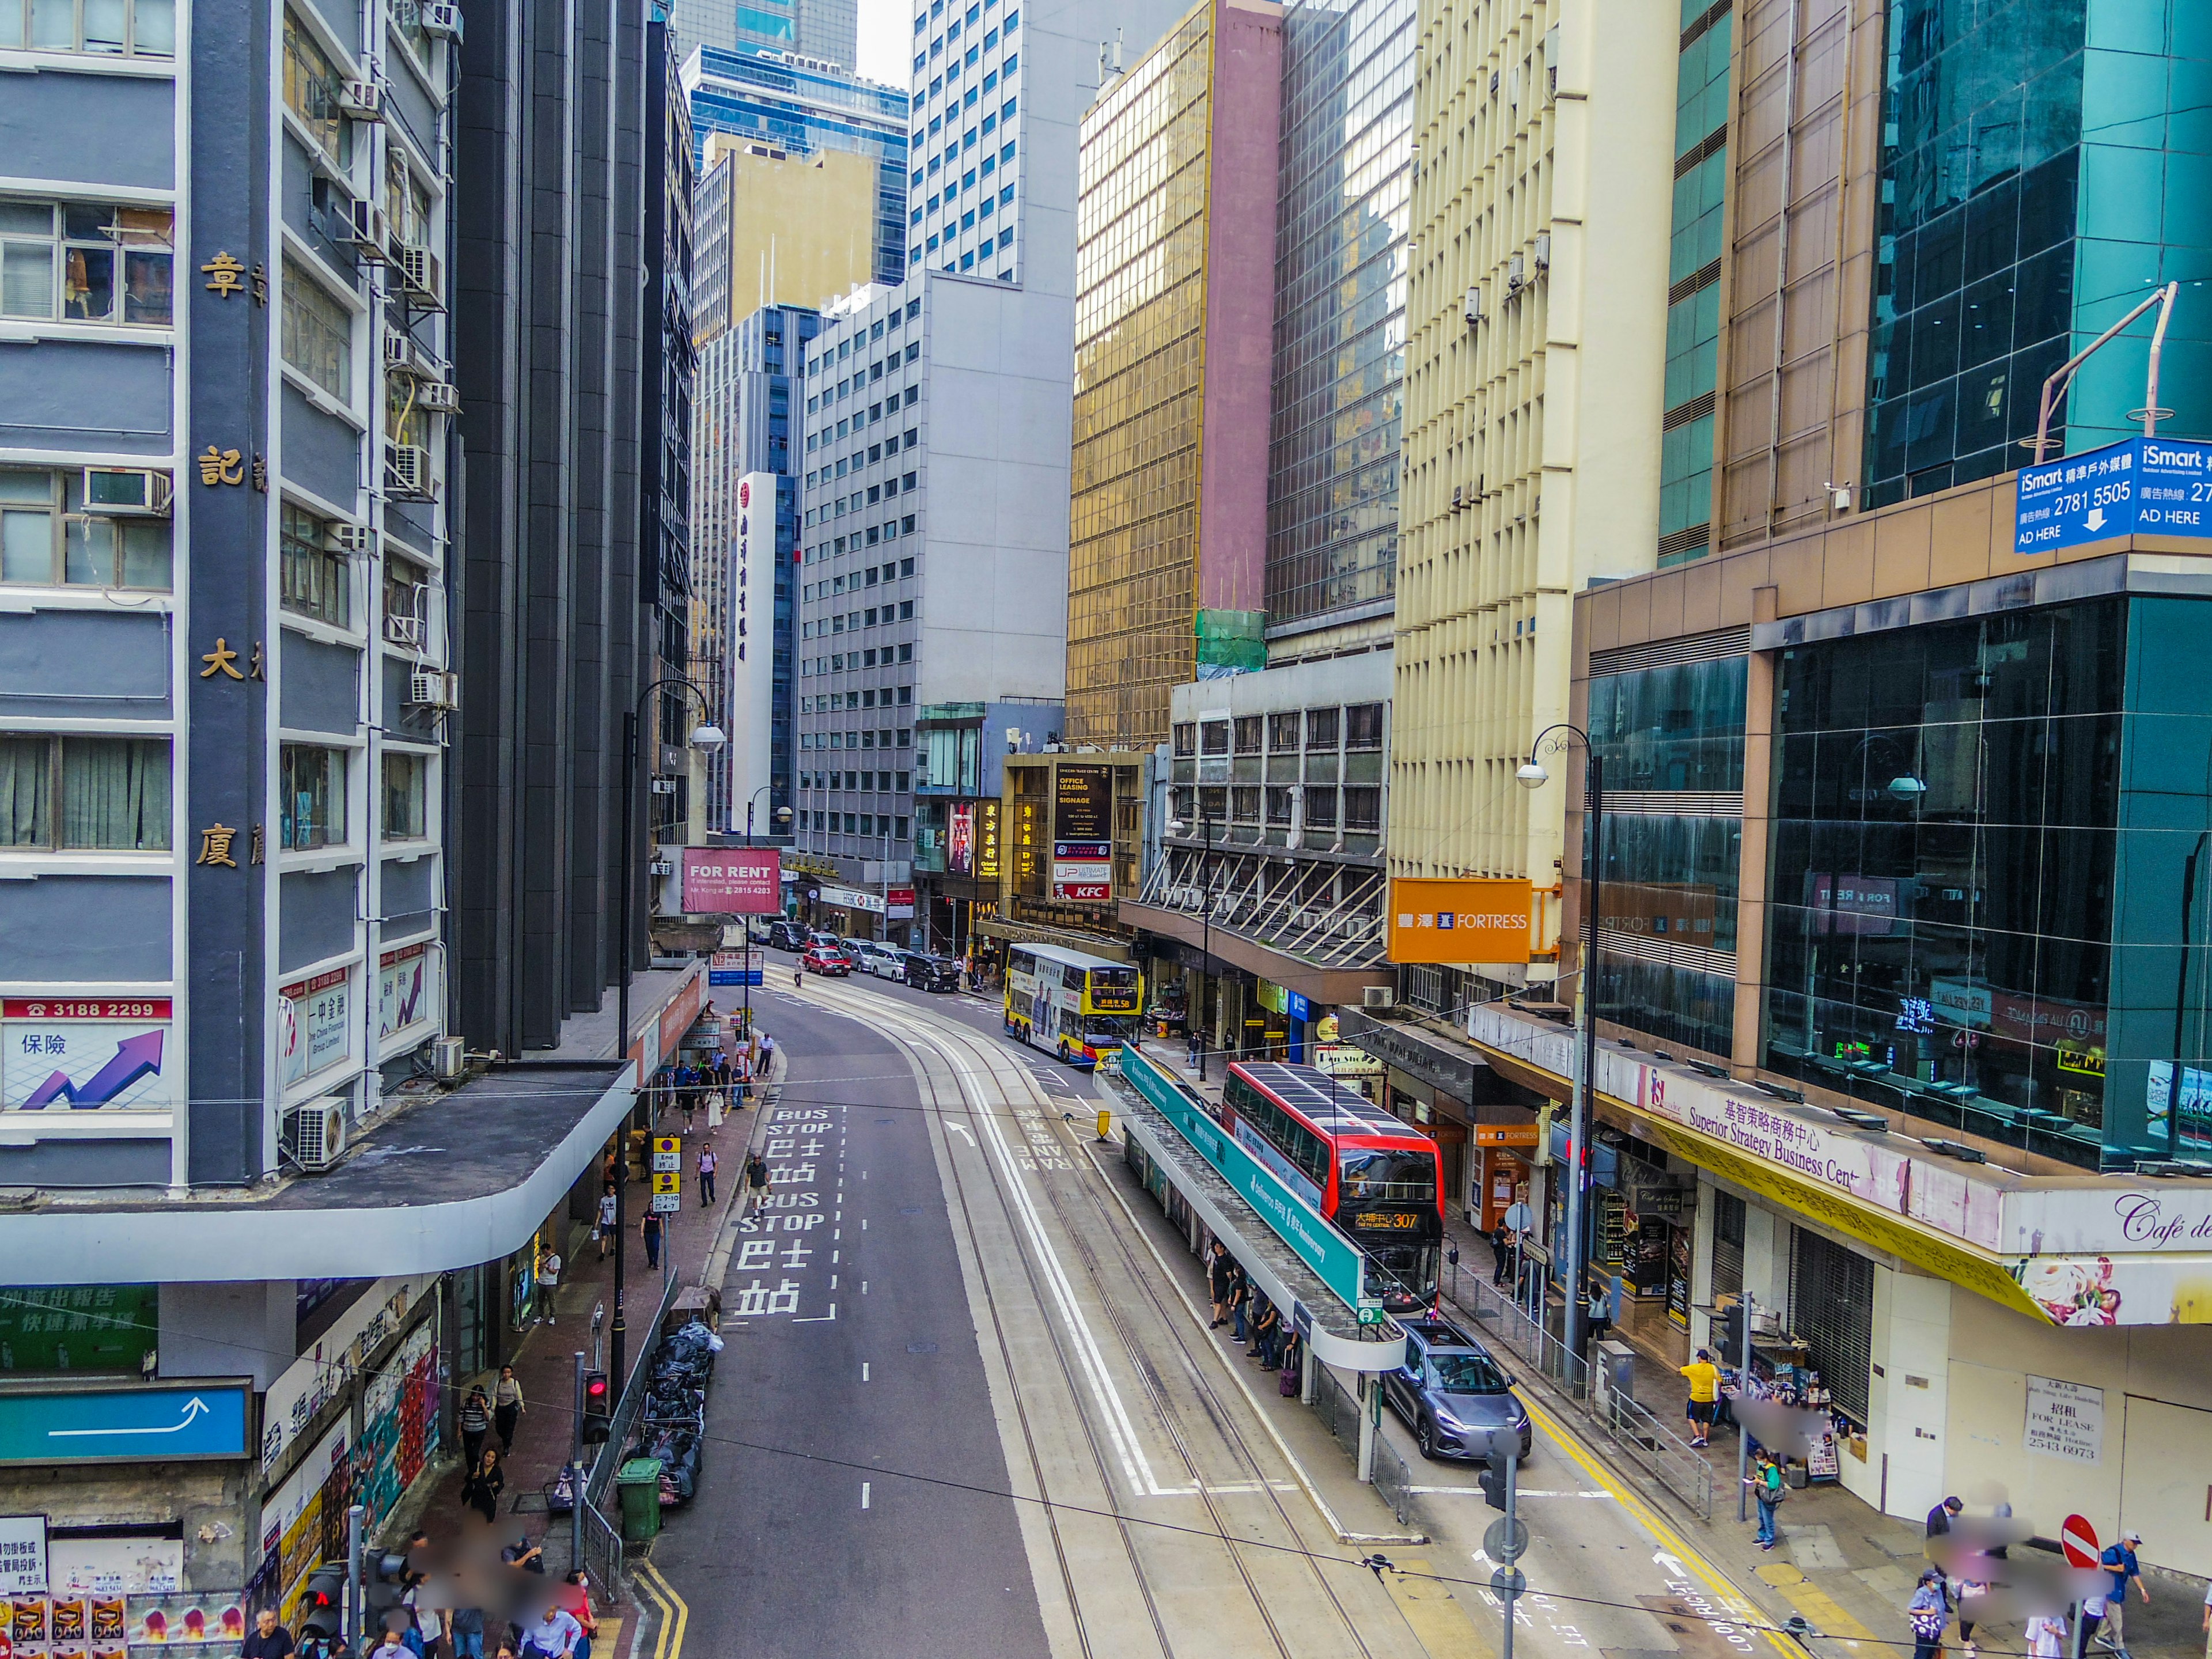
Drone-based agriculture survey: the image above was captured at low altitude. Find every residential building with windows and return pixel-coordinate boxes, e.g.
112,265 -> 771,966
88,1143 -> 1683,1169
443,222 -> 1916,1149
682,46 -> 912,290
1388,0 -> 1675,962
792,0 -> 1189,937
1063,0 -> 1282,752
0,0 -> 711,1622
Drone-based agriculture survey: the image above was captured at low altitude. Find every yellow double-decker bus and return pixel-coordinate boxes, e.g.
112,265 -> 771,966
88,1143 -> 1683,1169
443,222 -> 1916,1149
1003,944 -> 1142,1068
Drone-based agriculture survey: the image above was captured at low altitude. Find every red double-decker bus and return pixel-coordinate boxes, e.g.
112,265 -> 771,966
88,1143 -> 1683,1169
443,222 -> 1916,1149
1214,1060 -> 1444,1308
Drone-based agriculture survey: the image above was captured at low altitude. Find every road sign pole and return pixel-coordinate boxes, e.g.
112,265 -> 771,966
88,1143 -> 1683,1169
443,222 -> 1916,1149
1491,1448 -> 1522,1659
1737,1290 -> 1755,1522
570,1353 -> 585,1567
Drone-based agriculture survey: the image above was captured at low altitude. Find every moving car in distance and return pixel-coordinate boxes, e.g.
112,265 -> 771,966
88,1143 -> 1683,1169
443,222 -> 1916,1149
900,952 -> 961,992
800,944 -> 851,977
1382,1313 -> 1533,1462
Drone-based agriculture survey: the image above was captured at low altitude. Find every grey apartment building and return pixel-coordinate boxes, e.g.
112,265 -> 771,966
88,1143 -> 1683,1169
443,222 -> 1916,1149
791,0 -> 1187,934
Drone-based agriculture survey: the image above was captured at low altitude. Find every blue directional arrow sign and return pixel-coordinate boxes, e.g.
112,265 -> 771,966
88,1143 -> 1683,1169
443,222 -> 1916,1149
0,1384 -> 251,1464
2014,435 -> 2212,554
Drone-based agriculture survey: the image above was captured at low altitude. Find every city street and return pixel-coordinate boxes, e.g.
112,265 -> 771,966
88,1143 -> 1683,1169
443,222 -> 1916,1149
647,971 -> 1829,1659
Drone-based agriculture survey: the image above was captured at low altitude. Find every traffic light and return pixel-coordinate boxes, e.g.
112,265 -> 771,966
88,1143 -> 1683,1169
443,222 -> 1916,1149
582,1370 -> 612,1444
1479,1440 -> 1512,1511
298,1565 -> 349,1642
1720,1299 -> 1747,1360
363,1550 -> 411,1633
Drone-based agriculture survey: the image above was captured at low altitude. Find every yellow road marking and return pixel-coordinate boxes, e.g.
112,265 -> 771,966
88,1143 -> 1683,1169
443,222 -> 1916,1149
1384,1554 -> 1494,1658
634,1560 -> 688,1659
1516,1392 -> 1798,1658
1755,1561 -> 1877,1649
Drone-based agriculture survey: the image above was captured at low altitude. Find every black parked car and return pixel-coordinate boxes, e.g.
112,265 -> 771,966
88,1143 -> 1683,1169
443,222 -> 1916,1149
899,952 -> 961,992
1381,1314 -> 1533,1462
766,920 -> 810,952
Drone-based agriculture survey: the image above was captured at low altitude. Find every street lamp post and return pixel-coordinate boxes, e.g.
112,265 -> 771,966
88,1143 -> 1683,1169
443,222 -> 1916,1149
1517,724 -> 1604,1375
613,677 -> 724,1394
1167,808 -> 1217,1079
743,786 -> 791,1050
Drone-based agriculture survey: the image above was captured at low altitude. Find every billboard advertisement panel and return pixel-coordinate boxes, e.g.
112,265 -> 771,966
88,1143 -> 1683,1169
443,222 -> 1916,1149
683,847 -> 783,913
1385,877 -> 1533,965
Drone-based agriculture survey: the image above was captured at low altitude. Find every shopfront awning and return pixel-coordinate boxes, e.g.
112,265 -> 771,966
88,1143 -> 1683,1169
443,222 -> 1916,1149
0,1062 -> 634,1283
1333,1006 -> 1491,1100
1118,900 -> 1392,1006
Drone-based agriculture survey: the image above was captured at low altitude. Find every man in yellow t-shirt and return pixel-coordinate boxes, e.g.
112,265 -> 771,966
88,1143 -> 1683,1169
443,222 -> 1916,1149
1679,1347 -> 1721,1448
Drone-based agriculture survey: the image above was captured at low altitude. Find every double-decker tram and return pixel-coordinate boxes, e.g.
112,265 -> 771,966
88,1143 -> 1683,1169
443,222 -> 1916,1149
1215,1060 -> 1444,1308
1003,943 -> 1142,1067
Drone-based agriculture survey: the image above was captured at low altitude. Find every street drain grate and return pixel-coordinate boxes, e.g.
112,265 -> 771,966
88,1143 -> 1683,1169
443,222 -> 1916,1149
907,1342 -> 939,1354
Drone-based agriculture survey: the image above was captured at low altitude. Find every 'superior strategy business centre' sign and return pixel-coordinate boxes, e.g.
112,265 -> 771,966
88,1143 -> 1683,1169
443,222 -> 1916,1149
2014,434 -> 2212,554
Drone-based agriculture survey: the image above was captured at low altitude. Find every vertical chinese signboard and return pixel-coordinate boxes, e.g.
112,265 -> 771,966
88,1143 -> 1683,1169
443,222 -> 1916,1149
2,999 -> 175,1113
1051,765 -> 1113,900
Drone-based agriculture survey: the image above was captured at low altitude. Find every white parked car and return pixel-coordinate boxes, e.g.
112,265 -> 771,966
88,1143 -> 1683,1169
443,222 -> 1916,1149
850,940 -> 905,978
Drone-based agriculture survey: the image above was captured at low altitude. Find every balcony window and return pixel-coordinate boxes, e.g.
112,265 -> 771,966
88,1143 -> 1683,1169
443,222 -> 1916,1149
1346,703 -> 1384,751
279,502 -> 349,626
1267,711 -> 1300,752
1305,707 -> 1339,750
1265,787 -> 1293,827
0,735 -> 170,850
1231,786 -> 1259,823
0,199 -> 173,325
0,468 -> 171,589
382,752 -> 427,838
1304,787 -> 1338,830
384,554 -> 429,649
1344,786 -> 1381,831
1200,721 -> 1229,756
1233,716 -> 1262,754
280,744 -> 347,851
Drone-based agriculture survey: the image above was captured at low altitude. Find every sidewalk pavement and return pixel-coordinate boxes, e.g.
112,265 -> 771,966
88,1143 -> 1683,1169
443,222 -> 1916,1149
1133,1036 -> 2209,1659
410,1037 -> 788,1617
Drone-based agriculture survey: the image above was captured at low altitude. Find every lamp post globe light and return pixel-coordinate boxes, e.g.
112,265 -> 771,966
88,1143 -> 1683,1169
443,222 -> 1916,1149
1517,724 -> 1604,1374
611,680 -> 721,1393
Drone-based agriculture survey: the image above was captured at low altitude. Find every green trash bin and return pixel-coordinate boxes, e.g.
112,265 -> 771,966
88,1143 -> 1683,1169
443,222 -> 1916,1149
616,1458 -> 664,1542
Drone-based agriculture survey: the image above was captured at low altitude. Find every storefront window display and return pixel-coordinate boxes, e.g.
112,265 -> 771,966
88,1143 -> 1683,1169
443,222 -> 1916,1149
1762,595 -> 2212,1168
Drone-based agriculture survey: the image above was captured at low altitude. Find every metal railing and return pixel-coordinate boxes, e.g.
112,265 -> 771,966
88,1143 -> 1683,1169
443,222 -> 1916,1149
585,1271 -> 683,1510
1446,1273 -> 1715,1519
577,1491 -> 623,1594
1370,1425 -> 1416,1528
1308,1363 -> 1363,1468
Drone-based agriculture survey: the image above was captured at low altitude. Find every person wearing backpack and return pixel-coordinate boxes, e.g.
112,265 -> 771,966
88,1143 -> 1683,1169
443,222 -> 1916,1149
1747,1448 -> 1786,1548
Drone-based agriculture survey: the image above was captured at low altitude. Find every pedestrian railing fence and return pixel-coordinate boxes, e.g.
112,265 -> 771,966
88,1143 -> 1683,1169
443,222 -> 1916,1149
1445,1273 -> 1715,1520
578,1492 -> 624,1594
586,1271 -> 683,1513
1369,1427 -> 1416,1528
1308,1363 -> 1363,1468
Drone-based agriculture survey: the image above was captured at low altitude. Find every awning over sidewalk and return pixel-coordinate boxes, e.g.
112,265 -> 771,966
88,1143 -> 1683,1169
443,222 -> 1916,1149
1332,1006 -> 1490,1100
1118,900 -> 1392,1005
0,1062 -> 634,1283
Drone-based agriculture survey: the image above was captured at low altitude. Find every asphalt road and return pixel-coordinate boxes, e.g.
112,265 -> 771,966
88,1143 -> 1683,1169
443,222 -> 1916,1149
646,986 -> 1052,1658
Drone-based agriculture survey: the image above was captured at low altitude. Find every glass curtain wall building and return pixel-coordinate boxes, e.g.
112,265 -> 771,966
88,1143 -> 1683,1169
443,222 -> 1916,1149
1762,594 -> 2212,1169
1264,0 -> 1415,634
1656,0 -> 1731,566
683,45 -> 911,286
1590,647 -> 1748,1057
1863,0 -> 2212,506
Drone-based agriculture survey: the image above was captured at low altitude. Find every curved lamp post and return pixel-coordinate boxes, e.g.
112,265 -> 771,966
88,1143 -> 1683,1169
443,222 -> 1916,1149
1517,723 -> 1603,1373
1166,809 -> 1217,1080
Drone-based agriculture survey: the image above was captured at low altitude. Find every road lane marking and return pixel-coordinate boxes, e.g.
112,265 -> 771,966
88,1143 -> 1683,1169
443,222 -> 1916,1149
1517,1392 -> 1796,1658
862,1362 -> 869,1381
633,1562 -> 687,1659
861,1482 -> 871,1509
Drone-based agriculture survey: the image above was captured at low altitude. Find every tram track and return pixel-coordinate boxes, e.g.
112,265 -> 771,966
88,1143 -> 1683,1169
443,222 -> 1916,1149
805,979 -> 1393,1659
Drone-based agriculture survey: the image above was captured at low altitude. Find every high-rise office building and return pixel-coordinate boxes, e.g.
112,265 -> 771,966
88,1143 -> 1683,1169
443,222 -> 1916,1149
672,0 -> 859,70
692,133 -> 887,329
790,0 -> 1190,945
1063,0 -> 1282,751
1389,0 -> 1675,915
692,304 -> 820,832
683,46 -> 911,290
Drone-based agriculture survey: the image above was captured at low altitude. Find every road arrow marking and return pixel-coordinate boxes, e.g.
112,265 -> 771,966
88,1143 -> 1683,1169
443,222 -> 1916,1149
945,1120 -> 976,1146
50,1396 -> 211,1438
1654,1551 -> 1688,1577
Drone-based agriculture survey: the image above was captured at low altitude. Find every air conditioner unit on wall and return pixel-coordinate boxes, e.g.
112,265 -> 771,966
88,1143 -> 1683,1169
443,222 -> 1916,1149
339,79 -> 384,120
433,1035 -> 467,1078
391,242 -> 443,307
80,467 -> 172,517
1464,285 -> 1482,325
408,668 -> 459,709
285,1100 -> 348,1171
417,380 -> 460,414
341,199 -> 389,256
421,2 -> 463,38
386,444 -> 433,498
327,522 -> 376,556
1363,984 -> 1393,1010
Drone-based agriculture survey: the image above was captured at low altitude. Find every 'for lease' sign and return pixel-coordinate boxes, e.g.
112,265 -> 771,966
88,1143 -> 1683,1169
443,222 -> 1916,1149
2024,1374 -> 2103,1463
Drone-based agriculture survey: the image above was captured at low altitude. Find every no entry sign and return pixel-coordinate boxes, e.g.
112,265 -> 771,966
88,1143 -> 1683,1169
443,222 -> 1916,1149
2061,1513 -> 2100,1570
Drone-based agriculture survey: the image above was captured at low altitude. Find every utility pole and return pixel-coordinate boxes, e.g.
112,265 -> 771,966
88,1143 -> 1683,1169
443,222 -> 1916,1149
1483,1441 -> 1527,1659
1736,1290 -> 1756,1522
344,1504 -> 364,1649
571,1353 -> 586,1566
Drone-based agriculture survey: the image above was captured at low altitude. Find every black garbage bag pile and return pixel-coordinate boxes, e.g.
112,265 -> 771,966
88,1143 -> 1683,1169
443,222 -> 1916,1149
623,1319 -> 722,1505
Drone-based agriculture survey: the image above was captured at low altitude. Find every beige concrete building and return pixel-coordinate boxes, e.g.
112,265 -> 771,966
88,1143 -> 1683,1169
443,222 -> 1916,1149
692,134 -> 882,340
1389,0 -> 1675,967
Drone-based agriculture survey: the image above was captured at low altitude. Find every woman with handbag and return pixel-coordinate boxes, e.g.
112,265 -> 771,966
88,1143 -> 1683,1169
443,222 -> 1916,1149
1909,1569 -> 1950,1659
1747,1448 -> 1785,1549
